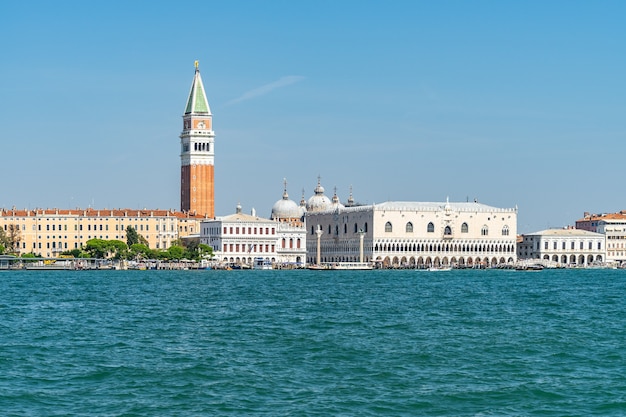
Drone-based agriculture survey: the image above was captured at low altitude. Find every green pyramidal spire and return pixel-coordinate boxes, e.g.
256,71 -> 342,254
184,61 -> 211,114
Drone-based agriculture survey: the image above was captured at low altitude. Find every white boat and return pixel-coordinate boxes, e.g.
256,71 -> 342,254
307,262 -> 373,271
426,266 -> 452,271
253,257 -> 272,270
330,262 -> 373,270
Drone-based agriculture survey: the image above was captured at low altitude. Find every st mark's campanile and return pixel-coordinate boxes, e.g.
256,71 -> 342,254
180,61 -> 215,218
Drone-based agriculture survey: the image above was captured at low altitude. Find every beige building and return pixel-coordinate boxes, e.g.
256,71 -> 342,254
597,217 -> 626,266
0,208 -> 205,257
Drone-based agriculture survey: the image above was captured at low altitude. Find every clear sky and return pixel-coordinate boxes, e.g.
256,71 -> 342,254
1,1 -> 624,233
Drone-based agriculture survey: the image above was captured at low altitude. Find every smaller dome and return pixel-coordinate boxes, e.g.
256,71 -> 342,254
271,181 -> 302,220
306,177 -> 332,212
330,187 -> 345,210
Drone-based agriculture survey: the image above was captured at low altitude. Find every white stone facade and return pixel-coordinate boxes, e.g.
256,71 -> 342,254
200,206 -> 306,267
200,209 -> 278,266
306,200 -> 518,268
517,228 -> 606,266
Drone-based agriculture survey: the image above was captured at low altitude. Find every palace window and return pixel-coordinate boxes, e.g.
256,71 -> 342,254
481,226 -> 488,236
461,223 -> 468,233
444,226 -> 452,235
502,225 -> 509,236
385,222 -> 393,233
406,222 -> 413,233
427,222 -> 435,233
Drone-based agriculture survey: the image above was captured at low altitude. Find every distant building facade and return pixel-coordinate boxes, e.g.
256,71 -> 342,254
597,216 -> 626,266
200,183 -> 307,267
517,228 -> 605,266
0,208 -> 204,257
180,61 -> 215,218
304,180 -> 517,268
270,181 -> 307,266
200,205 -> 278,266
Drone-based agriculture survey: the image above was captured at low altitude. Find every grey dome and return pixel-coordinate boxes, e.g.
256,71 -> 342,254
271,183 -> 302,220
306,178 -> 332,212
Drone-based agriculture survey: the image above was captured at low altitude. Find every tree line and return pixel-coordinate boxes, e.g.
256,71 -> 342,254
0,225 -> 213,261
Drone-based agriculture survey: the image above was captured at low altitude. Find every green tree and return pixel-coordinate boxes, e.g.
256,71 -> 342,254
0,228 -> 10,253
126,226 -> 149,250
61,249 -> 85,258
85,239 -> 110,259
197,243 -> 213,260
7,224 -> 22,253
126,226 -> 140,247
129,243 -> 155,260
107,240 -> 128,259
166,245 -> 185,260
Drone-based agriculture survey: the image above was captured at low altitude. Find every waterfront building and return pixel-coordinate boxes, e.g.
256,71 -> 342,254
270,180 -> 307,266
200,204 -> 280,267
200,182 -> 307,267
0,208 -> 205,257
180,61 -> 215,218
517,228 -> 605,266
596,215 -> 626,266
304,180 -> 517,268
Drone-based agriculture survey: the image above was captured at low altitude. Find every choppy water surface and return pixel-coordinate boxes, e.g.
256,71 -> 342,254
1,269 -> 626,416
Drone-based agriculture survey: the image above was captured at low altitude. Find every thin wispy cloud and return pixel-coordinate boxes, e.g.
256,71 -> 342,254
227,76 -> 305,105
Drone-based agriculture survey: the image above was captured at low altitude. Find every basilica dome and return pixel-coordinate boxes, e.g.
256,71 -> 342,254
271,183 -> 302,220
306,178 -> 332,212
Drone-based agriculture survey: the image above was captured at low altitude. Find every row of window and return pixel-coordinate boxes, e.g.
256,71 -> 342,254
540,241 -> 602,250
223,243 -> 275,253
4,224 -> 178,232
388,222 -> 510,236
375,242 -> 515,253
308,222 -> 511,236
222,226 -> 276,235
312,223 -> 369,235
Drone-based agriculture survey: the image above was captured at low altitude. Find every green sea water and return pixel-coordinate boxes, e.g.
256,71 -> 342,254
1,269 -> 625,416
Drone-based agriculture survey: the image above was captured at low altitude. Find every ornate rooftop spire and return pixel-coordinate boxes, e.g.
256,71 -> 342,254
300,188 -> 306,207
184,61 -> 211,115
314,175 -> 325,195
347,185 -> 354,207
283,178 -> 289,200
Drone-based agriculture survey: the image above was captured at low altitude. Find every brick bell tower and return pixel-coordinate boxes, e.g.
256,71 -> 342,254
180,61 -> 215,218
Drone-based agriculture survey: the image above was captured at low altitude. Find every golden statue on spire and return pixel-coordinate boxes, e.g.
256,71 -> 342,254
194,60 -> 199,70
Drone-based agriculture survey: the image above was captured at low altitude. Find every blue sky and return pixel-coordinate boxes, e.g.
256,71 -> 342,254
1,1 -> 624,233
